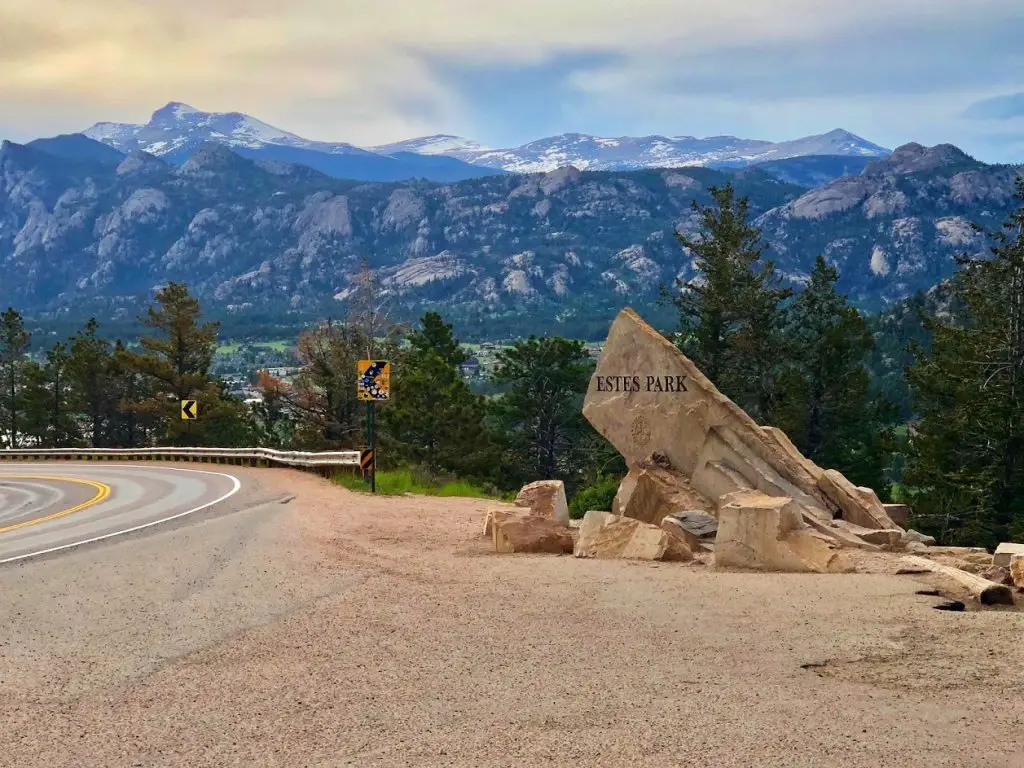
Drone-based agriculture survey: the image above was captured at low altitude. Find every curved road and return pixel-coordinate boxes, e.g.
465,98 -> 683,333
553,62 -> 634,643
0,464 -> 240,564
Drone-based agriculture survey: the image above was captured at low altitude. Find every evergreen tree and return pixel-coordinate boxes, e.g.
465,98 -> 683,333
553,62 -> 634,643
123,283 -> 226,445
669,183 -> 791,421
905,177 -> 1024,547
380,312 -> 497,478
20,342 -> 78,447
489,336 -> 594,491
66,318 -> 116,447
777,255 -> 894,490
0,307 -> 30,448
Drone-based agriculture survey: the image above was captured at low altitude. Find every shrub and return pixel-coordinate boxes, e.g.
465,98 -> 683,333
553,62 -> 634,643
569,474 -> 621,519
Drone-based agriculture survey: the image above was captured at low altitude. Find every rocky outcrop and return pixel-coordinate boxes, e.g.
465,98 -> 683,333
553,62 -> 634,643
490,510 -> 574,555
574,511 -> 692,561
583,309 -> 901,549
882,504 -> 910,528
714,491 -> 845,573
514,480 -> 570,526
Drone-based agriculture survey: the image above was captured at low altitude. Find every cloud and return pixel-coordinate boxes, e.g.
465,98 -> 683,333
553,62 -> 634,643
0,0 -> 1021,156
963,93 -> 1024,120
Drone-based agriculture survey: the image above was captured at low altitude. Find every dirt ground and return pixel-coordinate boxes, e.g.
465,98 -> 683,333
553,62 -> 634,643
1,466 -> 1023,767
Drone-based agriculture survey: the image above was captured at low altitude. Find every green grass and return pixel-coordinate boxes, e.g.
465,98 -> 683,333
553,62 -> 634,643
333,468 -> 497,499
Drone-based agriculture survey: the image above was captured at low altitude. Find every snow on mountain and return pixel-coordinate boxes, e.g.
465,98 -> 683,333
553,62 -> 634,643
426,129 -> 890,173
369,134 -> 489,156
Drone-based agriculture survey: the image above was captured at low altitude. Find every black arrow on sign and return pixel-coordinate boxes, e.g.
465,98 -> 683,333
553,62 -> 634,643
182,400 -> 197,419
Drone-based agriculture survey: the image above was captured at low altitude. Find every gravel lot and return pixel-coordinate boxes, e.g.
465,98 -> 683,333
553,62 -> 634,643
1,466 -> 1022,767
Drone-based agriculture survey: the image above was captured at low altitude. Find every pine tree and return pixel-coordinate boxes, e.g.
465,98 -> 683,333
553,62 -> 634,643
123,283 -> 224,445
0,307 -> 30,448
489,336 -> 594,491
905,176 -> 1024,547
66,319 -> 116,446
778,256 -> 894,490
380,312 -> 496,478
670,183 -> 791,421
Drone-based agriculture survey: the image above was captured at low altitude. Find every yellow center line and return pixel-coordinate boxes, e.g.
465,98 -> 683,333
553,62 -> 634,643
0,476 -> 112,534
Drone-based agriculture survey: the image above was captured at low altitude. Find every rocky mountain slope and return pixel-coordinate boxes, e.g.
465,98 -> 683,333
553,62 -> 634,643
78,103 -> 889,183
0,136 -> 1018,333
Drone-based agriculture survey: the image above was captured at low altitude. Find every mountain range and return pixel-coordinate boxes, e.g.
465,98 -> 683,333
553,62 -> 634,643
1,128 -> 1019,337
70,102 -> 891,184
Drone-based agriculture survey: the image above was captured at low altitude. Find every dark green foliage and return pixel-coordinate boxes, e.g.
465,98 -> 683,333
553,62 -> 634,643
905,177 -> 1024,547
380,312 -> 498,479
775,256 -> 895,490
568,474 -> 621,520
669,182 -> 791,423
489,336 -> 598,493
0,307 -> 30,448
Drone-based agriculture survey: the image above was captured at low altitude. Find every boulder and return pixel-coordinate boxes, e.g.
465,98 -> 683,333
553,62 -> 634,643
993,542 -> 1024,568
902,529 -> 936,547
817,470 -> 900,531
883,504 -> 910,528
981,566 -> 1012,586
582,308 -> 894,543
900,555 -> 1014,605
1010,555 -> 1024,589
515,480 -> 569,526
612,461 -> 714,525
490,510 -> 574,555
660,510 -> 718,551
714,490 -> 844,573
574,511 -> 692,561
832,520 -> 902,549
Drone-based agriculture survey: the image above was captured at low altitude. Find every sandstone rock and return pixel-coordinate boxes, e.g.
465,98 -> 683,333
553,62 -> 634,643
1010,555 -> 1024,589
993,542 -> 1024,568
582,308 -> 892,543
574,511 -> 692,561
515,480 -> 569,526
905,541 -> 929,553
981,566 -> 1012,586
900,555 -> 1014,605
882,503 -> 910,528
490,510 -> 574,555
902,529 -> 936,547
714,491 -> 843,573
612,461 -> 713,525
832,520 -> 902,548
817,469 -> 900,531
661,513 -> 716,551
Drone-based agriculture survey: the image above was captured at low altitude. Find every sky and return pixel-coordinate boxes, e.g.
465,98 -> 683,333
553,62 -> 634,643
1,0 -> 1022,162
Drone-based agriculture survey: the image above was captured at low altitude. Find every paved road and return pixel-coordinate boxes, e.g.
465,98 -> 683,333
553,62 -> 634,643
0,463 -> 241,563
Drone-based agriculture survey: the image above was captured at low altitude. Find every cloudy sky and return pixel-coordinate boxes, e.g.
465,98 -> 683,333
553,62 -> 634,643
1,0 -> 1022,161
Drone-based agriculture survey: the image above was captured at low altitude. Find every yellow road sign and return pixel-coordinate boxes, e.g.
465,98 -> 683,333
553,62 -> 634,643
181,399 -> 198,420
357,360 -> 391,401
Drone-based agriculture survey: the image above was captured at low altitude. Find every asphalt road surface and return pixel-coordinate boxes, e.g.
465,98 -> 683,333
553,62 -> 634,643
0,463 -> 241,563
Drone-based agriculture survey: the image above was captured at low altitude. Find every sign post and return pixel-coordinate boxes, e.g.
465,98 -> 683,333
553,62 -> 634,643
356,360 -> 390,493
181,399 -> 198,445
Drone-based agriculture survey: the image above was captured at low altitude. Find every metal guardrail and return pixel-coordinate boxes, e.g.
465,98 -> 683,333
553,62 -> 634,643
0,447 -> 360,468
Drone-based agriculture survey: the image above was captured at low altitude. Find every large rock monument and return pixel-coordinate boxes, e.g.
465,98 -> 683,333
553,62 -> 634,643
582,308 -> 902,566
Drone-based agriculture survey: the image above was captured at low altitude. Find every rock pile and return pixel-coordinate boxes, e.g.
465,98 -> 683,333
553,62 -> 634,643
485,308 -> 1020,607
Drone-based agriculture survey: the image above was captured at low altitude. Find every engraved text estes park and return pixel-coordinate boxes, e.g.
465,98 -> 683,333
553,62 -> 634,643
594,375 -> 689,393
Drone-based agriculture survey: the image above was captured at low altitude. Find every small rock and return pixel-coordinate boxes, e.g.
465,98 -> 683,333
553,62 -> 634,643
933,601 -> 966,612
514,480 -> 569,526
980,566 -> 1012,586
1010,554 -> 1024,589
905,541 -> 929,553
901,529 -> 936,546
490,510 -> 574,554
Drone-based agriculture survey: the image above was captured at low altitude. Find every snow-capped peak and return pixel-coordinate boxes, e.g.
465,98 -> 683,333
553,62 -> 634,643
369,134 -> 490,156
150,102 -> 202,123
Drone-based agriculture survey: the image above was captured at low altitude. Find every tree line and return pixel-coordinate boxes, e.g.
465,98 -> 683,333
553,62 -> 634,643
2,177 -> 1023,547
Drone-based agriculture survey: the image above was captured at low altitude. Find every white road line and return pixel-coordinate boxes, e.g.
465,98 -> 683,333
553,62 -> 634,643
0,465 -> 242,566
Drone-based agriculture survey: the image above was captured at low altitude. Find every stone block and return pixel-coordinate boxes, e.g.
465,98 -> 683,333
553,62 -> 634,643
574,510 -> 692,561
491,510 -> 574,555
994,542 -> 1024,568
1010,555 -> 1024,589
882,503 -> 910,528
714,490 -> 841,573
515,480 -> 569,526
613,463 -> 713,526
